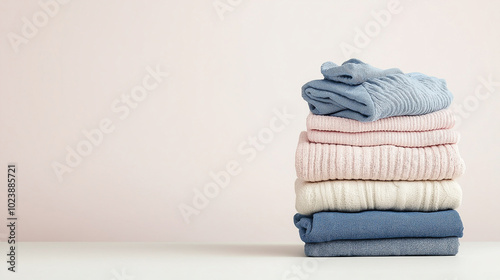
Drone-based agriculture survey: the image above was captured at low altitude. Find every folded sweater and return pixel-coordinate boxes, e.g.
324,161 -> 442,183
306,109 -> 456,132
306,109 -> 458,147
307,129 -> 458,147
304,237 -> 459,257
296,132 -> 465,181
320,58 -> 403,85
302,60 -> 453,122
294,210 -> 463,243
295,179 -> 462,215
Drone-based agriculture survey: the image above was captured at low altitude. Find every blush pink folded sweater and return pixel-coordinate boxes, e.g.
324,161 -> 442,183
306,110 -> 458,147
296,132 -> 465,182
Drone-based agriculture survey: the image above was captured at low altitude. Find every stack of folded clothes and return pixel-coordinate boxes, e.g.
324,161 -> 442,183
294,59 -> 465,257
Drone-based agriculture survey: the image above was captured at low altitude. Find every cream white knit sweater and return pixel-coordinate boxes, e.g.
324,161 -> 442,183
295,179 -> 462,215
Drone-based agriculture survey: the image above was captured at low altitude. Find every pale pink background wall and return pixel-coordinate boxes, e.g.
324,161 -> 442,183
0,0 -> 499,242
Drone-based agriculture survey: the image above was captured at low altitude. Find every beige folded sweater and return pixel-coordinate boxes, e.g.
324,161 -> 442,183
307,129 -> 459,147
295,179 -> 462,215
295,132 -> 465,181
306,110 -> 455,132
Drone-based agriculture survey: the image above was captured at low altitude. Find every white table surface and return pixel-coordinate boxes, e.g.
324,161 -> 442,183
1,242 -> 499,280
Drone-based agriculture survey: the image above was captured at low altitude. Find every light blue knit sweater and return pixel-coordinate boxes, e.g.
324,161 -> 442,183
302,59 -> 453,122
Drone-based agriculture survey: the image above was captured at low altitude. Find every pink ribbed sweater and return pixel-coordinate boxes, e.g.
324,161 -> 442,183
295,132 -> 465,182
306,110 -> 458,147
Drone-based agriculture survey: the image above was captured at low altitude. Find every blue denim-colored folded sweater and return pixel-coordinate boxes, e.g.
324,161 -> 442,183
304,237 -> 459,257
302,59 -> 453,122
294,210 -> 463,243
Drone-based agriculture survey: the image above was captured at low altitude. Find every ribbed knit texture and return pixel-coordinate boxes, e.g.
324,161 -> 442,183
302,72 -> 453,122
307,109 -> 458,147
307,129 -> 458,147
295,131 -> 465,181
295,179 -> 462,215
306,109 -> 455,132
304,237 -> 459,257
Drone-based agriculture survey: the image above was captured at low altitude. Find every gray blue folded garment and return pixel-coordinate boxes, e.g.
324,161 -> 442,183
302,59 -> 453,122
294,210 -> 463,243
321,58 -> 403,85
304,237 -> 459,257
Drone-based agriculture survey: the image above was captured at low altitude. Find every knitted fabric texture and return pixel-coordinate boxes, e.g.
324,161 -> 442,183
302,61 -> 453,121
304,237 -> 459,257
294,210 -> 463,243
307,129 -> 458,147
295,132 -> 465,181
295,179 -> 462,215
306,109 -> 458,147
320,58 -> 403,85
306,109 -> 455,132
